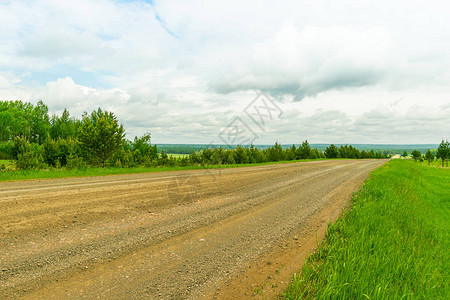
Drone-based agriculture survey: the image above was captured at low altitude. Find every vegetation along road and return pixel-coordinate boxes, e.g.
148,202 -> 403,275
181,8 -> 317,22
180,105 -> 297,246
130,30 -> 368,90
0,159 -> 386,299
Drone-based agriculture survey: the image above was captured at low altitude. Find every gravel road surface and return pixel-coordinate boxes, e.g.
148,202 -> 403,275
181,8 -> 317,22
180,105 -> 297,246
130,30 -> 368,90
0,159 -> 386,299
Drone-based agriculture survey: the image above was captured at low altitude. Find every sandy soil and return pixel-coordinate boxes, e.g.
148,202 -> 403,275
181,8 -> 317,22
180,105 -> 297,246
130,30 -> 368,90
0,159 -> 386,299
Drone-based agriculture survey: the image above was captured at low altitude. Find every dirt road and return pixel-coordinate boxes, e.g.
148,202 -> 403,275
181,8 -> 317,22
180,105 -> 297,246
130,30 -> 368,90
0,159 -> 386,299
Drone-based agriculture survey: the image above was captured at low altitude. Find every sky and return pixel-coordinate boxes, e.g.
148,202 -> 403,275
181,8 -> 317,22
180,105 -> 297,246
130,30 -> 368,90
0,0 -> 449,144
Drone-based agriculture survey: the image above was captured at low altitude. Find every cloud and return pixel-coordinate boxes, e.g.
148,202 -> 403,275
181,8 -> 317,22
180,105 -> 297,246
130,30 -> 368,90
0,0 -> 449,144
19,29 -> 100,59
1,74 -> 448,144
1,0 -> 179,75
209,23 -> 396,100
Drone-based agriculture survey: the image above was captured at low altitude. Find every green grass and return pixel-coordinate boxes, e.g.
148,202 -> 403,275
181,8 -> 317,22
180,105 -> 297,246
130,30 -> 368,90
401,157 -> 449,168
0,158 -> 334,182
285,160 -> 449,299
420,159 -> 449,168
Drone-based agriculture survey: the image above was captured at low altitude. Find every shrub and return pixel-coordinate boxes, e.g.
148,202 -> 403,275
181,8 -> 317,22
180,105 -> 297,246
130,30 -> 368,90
16,151 -> 46,170
66,153 -> 87,170
0,151 -> 12,160
112,159 -> 123,168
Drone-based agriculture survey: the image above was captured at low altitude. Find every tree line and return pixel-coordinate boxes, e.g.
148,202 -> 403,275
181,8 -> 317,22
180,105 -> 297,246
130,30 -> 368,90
1,100 -> 390,171
405,140 -> 450,167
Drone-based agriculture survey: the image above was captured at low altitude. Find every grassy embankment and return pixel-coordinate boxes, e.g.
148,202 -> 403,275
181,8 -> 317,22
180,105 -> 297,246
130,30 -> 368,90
285,159 -> 449,299
0,158 -> 335,182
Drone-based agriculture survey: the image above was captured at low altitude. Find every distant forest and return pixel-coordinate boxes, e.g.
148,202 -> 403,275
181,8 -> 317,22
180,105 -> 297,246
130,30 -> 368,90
0,100 -> 431,171
156,144 -> 438,155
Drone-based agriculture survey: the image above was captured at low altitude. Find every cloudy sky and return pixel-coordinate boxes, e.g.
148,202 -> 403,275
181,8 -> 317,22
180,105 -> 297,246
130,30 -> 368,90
0,0 -> 449,144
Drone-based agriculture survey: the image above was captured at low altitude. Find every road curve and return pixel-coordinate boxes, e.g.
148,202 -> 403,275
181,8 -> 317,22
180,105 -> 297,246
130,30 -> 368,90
0,159 -> 386,299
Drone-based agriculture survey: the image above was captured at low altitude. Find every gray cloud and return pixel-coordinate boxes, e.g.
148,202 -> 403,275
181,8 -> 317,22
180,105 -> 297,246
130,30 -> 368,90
208,24 -> 395,100
19,30 -> 99,58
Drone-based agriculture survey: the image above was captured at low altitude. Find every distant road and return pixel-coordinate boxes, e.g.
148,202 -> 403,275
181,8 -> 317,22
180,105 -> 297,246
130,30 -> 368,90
0,159 -> 386,299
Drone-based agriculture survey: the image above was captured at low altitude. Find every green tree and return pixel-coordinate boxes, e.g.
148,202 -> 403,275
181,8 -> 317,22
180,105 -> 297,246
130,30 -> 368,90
424,149 -> 434,165
159,151 -> 169,166
402,150 -> 408,157
436,139 -> 449,167
310,148 -> 321,159
285,148 -> 296,160
50,109 -> 78,140
78,108 -> 125,168
13,137 -> 45,170
132,133 -> 158,162
189,151 -> 201,164
267,142 -> 284,161
298,140 -> 312,159
360,150 -> 370,158
0,100 -> 51,143
411,150 -> 421,161
211,150 -> 221,165
226,151 -> 235,164
0,110 -> 14,141
30,100 -> 50,144
249,145 -> 262,163
324,144 -> 338,158
234,145 -> 249,164
43,139 -> 59,167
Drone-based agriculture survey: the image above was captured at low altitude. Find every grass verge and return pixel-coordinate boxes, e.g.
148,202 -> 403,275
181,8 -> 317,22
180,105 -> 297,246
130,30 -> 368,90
284,160 -> 449,299
0,158 -> 334,182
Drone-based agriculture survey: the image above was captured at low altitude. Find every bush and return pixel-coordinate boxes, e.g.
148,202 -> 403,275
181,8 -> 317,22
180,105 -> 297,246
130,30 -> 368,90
0,151 -> 12,160
143,154 -> 157,168
66,153 -> 87,170
43,138 -> 80,167
43,139 -> 59,167
411,150 -> 422,161
12,137 -> 30,158
110,148 -> 133,168
12,137 -> 45,170
113,159 -> 123,168
159,151 -> 169,166
16,151 -> 46,170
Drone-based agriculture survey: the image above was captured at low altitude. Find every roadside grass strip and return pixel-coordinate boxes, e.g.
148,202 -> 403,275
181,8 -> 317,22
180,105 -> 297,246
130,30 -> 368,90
285,160 -> 449,299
